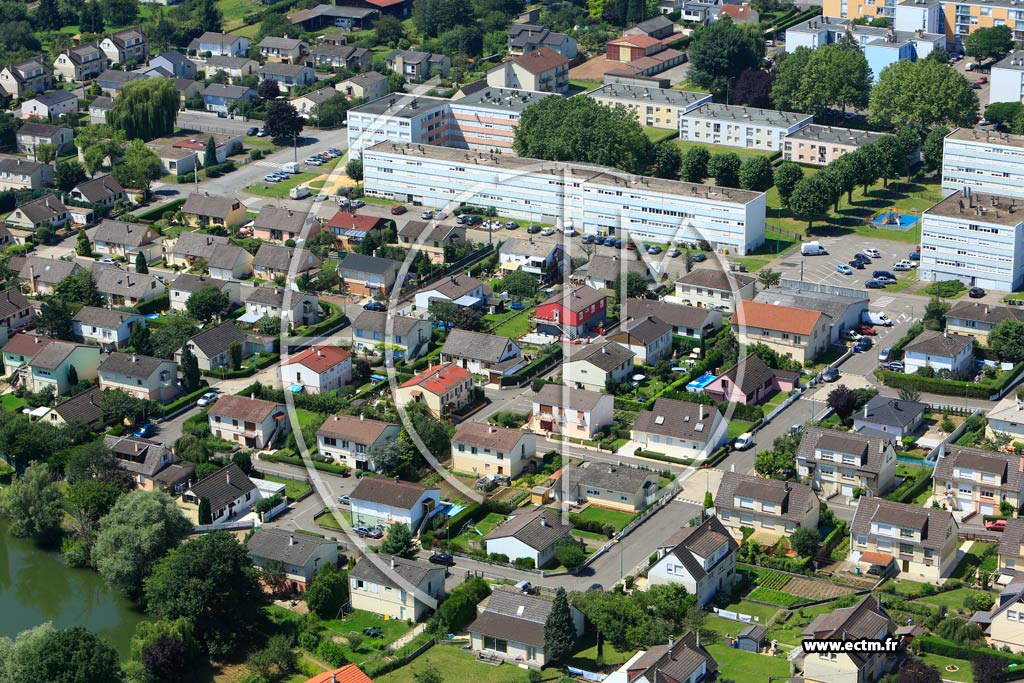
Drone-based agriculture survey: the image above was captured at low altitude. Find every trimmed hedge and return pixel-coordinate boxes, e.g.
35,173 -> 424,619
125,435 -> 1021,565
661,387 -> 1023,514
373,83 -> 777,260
876,368 -> 1008,400
890,321 -> 923,355
263,450 -> 350,476
161,383 -> 211,416
918,635 -> 1024,666
201,353 -> 279,379
135,293 -> 170,315
885,466 -> 933,504
135,198 -> 185,222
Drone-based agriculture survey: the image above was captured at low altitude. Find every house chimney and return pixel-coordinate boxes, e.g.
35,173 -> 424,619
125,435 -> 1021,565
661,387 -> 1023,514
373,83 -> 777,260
394,475 -> 400,482
289,533 -> 296,545
132,354 -> 138,363
226,471 -> 231,486
864,404 -> 868,419
390,557 -> 397,568
251,392 -> 256,399
359,413 -> 364,420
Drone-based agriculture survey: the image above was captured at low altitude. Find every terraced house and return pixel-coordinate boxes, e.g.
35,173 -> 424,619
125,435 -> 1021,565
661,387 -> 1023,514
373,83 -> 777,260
932,444 -> 1024,516
715,472 -> 820,542
796,427 -> 898,498
850,498 -> 959,581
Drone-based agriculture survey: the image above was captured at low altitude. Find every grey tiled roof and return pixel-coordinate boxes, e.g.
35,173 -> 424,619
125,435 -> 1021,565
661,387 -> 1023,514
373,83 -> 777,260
796,426 -> 892,477
675,268 -> 754,291
905,329 -> 973,358
351,477 -> 436,509
73,306 -> 138,330
634,397 -> 721,444
659,514 -> 737,582
1000,518 -> 1024,561
625,298 -> 718,332
351,310 -> 424,337
99,352 -> 170,379
468,588 -> 555,647
187,462 -> 256,512
801,595 -> 894,666
104,434 -> 173,477
254,244 -> 321,273
247,527 -> 336,565
561,462 -> 656,495
716,471 -> 817,523
484,506 -> 571,551
934,444 -> 1024,494
349,553 -> 436,589
534,382 -> 606,411
715,353 -> 799,396
185,321 -> 245,357
856,395 -> 927,429
440,329 -> 514,363
568,341 -> 634,372
851,497 -> 956,551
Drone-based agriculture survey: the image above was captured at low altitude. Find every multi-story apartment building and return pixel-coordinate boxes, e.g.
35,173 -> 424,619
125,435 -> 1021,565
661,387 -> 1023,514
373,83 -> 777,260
362,142 -> 768,254
731,300 -> 832,363
941,128 -> 1024,199
919,189 -> 1024,291
485,47 -> 570,94
796,427 -> 898,498
715,472 -> 821,542
933,444 -> 1024,515
784,125 -> 885,165
680,103 -> 813,152
990,51 -> 1024,105
447,88 -> 553,150
785,16 -> 945,80
851,497 -> 959,580
587,83 -> 711,130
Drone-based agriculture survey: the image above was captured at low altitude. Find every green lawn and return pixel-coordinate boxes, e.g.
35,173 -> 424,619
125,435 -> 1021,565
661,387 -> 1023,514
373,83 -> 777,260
0,394 -> 27,411
452,512 -> 505,549
219,0 -> 265,30
919,587 -> 994,611
320,609 -> 412,665
705,643 -> 791,683
916,653 -> 973,683
574,506 -> 636,531
567,632 -> 635,670
572,528 -> 608,542
260,473 -> 312,501
378,645 -> 545,683
769,600 -> 846,645
950,542 -> 994,580
727,419 -> 756,439
674,139 -> 777,160
715,599 -> 779,624
490,309 -> 533,339
244,172 -> 319,198
316,509 -> 347,531
569,79 -> 603,93
643,127 -> 678,144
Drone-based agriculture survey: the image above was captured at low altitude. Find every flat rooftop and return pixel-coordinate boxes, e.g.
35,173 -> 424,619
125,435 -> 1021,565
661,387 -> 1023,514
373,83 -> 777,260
946,127 -> 1024,149
450,87 -> 554,113
994,50 -> 1024,72
685,103 -> 812,127
349,93 -> 449,118
925,191 -> 1024,227
786,124 -> 884,146
364,141 -> 763,204
587,83 -> 711,107
789,16 -> 944,44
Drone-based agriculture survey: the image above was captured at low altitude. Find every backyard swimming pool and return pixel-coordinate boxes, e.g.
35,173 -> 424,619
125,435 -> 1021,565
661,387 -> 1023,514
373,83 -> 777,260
686,372 -> 717,393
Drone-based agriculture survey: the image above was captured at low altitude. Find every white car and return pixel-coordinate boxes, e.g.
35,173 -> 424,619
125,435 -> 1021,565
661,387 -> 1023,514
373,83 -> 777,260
863,248 -> 881,258
197,391 -> 218,407
264,174 -> 281,182
541,228 -> 556,236
893,261 -> 913,271
421,210 -> 434,219
734,433 -> 754,450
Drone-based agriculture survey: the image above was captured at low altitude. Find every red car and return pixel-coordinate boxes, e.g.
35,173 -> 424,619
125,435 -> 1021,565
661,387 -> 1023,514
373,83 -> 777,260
858,324 -> 877,336
986,519 -> 1007,532
979,76 -> 988,84
391,205 -> 407,215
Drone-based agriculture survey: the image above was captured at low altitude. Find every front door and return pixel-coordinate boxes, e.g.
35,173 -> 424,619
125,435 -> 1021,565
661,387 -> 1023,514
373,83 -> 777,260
497,466 -> 504,475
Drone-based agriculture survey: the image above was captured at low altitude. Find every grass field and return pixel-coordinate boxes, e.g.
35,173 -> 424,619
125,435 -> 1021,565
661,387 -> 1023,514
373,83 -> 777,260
244,172 -> 319,198
259,473 -> 312,501
916,652 -> 973,683
219,0 -> 264,30
379,645 -> 544,683
919,587 -> 994,611
575,506 -> 636,531
569,79 -> 603,93
572,528 -> 608,542
716,599 -> 779,624
643,128 -> 678,144
567,633 -> 635,671
769,601 -> 845,645
452,512 -> 505,549
488,309 -> 532,339
320,609 -> 412,665
950,542 -> 994,580
674,139 -> 778,161
727,419 -> 755,439
748,587 -> 807,607
0,394 -> 27,411
705,643 -> 790,683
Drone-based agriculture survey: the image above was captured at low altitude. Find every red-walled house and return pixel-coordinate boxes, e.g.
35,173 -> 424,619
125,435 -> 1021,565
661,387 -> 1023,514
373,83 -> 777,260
533,285 -> 607,340
605,35 -> 663,63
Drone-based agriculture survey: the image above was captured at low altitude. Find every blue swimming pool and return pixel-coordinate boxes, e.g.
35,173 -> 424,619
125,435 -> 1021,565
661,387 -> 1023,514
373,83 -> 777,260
686,372 -> 717,393
437,502 -> 466,517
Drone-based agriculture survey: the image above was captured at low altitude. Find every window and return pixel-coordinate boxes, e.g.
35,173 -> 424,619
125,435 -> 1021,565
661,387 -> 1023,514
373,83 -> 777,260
483,637 -> 508,653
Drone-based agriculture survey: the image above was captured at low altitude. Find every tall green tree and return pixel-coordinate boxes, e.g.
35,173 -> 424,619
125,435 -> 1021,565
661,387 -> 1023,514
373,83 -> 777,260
515,96 -> 655,174
11,626 -> 125,683
773,42 -> 871,115
304,564 -> 349,619
789,175 -> 832,229
870,59 -> 978,129
772,162 -> 803,207
380,522 -> 417,558
35,299 -> 75,340
193,0 -> 222,32
707,152 -> 741,188
873,134 -> 908,188
687,17 -> 762,95
964,25 -> 1013,61
128,321 -> 154,355
680,145 -> 710,183
790,525 -> 820,558
135,251 -> 148,274
263,101 -> 304,142
101,0 -> 137,26
822,154 -> 858,206
203,136 -> 216,169
180,344 -> 201,391
111,139 -> 162,199
33,0 -> 61,30
653,141 -> 682,179
228,341 -> 242,371
76,230 -> 93,257
144,532 -> 265,657
0,462 -> 64,544
80,0 -> 104,33
186,286 -> 230,323
311,94 -> 350,127
107,78 -> 178,142
56,159 -> 87,192
544,587 -> 577,662
923,126 -> 949,173
989,319 -> 1024,363
738,156 -> 773,191
375,14 -> 406,45
412,0 -> 475,37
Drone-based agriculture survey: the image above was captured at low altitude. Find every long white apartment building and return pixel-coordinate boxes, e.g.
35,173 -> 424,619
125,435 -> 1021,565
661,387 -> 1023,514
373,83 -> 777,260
586,83 -> 711,130
346,90 -> 554,154
363,141 -> 766,254
942,128 -> 1024,200
679,104 -> 814,151
919,189 -> 1024,291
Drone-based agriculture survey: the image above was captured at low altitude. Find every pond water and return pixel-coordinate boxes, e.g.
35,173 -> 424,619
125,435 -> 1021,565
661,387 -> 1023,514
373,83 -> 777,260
0,520 -> 147,658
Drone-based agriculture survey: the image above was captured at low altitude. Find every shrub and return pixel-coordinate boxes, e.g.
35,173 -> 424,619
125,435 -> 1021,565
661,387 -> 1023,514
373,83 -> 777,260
297,631 -> 319,652
316,640 -> 347,667
514,557 -> 535,570
924,280 -> 966,298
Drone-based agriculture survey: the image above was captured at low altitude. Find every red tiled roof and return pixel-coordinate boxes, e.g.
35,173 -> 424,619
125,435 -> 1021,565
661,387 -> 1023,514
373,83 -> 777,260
303,665 -> 375,683
512,46 -> 569,75
283,346 -> 351,374
399,363 -> 471,395
731,300 -> 824,336
2,333 -> 55,358
718,4 -> 752,19
327,212 -> 386,233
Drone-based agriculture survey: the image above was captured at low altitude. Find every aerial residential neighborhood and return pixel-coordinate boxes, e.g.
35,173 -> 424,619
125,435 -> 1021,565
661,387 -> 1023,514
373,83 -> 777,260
3,0 -> 1024,681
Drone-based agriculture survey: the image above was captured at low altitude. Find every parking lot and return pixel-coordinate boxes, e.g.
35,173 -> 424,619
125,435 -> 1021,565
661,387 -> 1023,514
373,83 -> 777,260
771,235 -> 921,289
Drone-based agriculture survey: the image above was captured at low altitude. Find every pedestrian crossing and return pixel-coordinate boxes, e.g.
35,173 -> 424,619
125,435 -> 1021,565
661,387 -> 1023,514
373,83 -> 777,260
874,296 -> 895,308
254,160 -> 283,169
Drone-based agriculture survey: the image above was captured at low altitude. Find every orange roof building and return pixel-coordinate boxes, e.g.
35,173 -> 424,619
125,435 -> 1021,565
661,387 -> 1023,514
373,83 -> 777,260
281,345 -> 353,394
394,362 -> 474,417
730,300 -> 832,364
303,664 -> 375,683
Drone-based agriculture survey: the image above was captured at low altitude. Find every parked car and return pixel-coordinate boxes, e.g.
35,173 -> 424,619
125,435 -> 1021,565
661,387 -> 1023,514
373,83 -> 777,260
864,248 -> 881,258
733,432 -> 754,450
421,210 -> 434,220
246,126 -> 259,136
872,271 -> 897,283
853,253 -> 871,264
364,528 -> 383,539
133,423 -> 157,438
647,245 -> 663,255
837,264 -> 853,275
986,519 -> 1007,532
858,324 -> 876,335
429,552 -> 456,566
822,367 -> 840,382
504,221 -> 519,230
603,236 -> 616,246
893,262 -> 913,272
854,337 -> 873,353
883,361 -> 905,372
979,76 -> 989,84
625,241 -> 637,250
878,347 -> 891,363
865,279 -> 887,289
848,260 -> 864,269
908,250 -> 920,261
350,199 -> 365,209
667,248 -> 681,257
197,391 -> 218,407
526,224 -> 541,233
841,329 -> 862,342
264,174 -> 281,182
390,205 -> 407,215
692,252 -> 707,262
969,287 -> 986,298
541,228 -> 556,236
363,301 -> 386,311
257,128 -> 267,137
337,495 -> 350,505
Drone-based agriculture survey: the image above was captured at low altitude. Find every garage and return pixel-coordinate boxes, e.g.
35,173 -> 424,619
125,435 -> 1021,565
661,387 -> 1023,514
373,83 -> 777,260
980,503 -> 994,516
841,484 -> 854,497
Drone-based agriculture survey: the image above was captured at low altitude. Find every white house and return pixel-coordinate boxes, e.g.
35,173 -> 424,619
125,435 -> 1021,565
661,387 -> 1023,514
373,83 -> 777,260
439,329 -> 521,375
605,634 -> 718,683
647,514 -> 738,606
350,310 -> 431,361
563,341 -> 635,392
279,346 -> 352,394
207,395 -> 290,450
241,288 -> 320,329
451,422 -> 537,479
316,414 -> 401,472
181,462 -> 258,525
71,306 -> 142,351
483,506 -> 573,568
349,554 -> 445,621
903,330 -> 974,377
349,477 -> 440,533
468,588 -> 584,667
529,383 -> 614,441
412,274 -> 487,313
631,398 -> 728,461
498,238 -> 565,280
607,315 -> 673,365
247,527 -> 338,592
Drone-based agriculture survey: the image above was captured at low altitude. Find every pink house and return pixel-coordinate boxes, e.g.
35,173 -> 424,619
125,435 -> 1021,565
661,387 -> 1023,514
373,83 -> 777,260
704,353 -> 799,406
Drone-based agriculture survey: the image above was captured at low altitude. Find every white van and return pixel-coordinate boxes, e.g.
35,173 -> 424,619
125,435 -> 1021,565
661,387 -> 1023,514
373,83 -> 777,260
801,241 -> 828,256
734,433 -> 755,450
281,162 -> 299,174
863,311 -> 893,327
288,185 -> 310,200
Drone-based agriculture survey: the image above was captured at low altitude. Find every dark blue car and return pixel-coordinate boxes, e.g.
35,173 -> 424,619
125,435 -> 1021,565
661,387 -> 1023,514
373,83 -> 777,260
603,237 -> 616,246
133,423 -> 157,439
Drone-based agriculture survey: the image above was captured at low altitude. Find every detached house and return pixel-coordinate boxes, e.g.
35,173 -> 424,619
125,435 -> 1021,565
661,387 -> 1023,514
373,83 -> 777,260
241,288 -> 319,328
715,472 -> 820,542
149,51 -> 196,79
16,122 -> 73,158
468,588 -> 584,667
181,192 -> 247,229
933,444 -> 1024,516
0,158 -> 53,191
530,383 -> 614,440
397,220 -> 465,264
95,269 -> 164,306
316,414 -> 400,472
202,83 -> 257,114
624,298 -> 722,339
558,462 -> 659,512
252,206 -> 314,243
292,86 -> 340,118
101,27 -> 148,65
202,56 -> 259,82
181,463 -> 258,525
440,329 -> 521,375
850,497 -> 958,581
852,395 -> 927,440
175,321 -> 274,371
18,256 -> 82,295
21,90 -> 77,121
386,49 -> 450,80
349,477 -> 440,532
99,352 -> 179,403
71,175 -> 125,208
350,310 -> 431,360
499,238 -> 565,281
335,71 -> 386,99
248,527 -> 338,592
704,353 -> 799,406
105,435 -> 178,490
903,330 -> 974,377
311,43 -> 374,71
0,288 -> 33,345
579,253 -> 651,291
647,514 -> 739,605
2,333 -> 54,375
349,554 -> 445,621
258,36 -> 308,64
167,232 -> 230,269
608,315 -> 673,364
327,212 -> 390,250
280,345 -> 352,394
632,398 -> 728,461
606,633 -> 717,683
90,219 -> 162,262
800,596 -> 898,683
732,300 -> 831,363
71,306 -> 142,350
484,506 -> 573,568
533,285 -> 607,340
945,300 -> 1024,345
0,58 -> 51,98
190,32 -> 250,57
795,427 -> 898,498
671,269 -> 756,312
6,194 -> 70,232
998,518 -> 1024,574
258,63 -> 316,92
972,578 -> 1024,653
395,363 -> 473,417
337,253 -> 401,298
169,274 -> 239,313
253,244 -> 321,281
452,422 -> 537,479
26,341 -> 100,395
413,274 -> 487,312
208,395 -> 290,450
563,341 -> 636,392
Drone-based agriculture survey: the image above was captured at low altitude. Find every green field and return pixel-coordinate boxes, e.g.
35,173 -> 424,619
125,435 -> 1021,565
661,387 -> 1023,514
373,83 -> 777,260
219,0 -> 265,30
244,172 -> 319,198
705,643 -> 791,683
567,633 -> 635,670
919,587 -> 994,611
715,599 -> 779,624
320,609 -> 412,665
259,473 -> 312,501
643,127 -> 679,144
748,587 -> 807,607
574,506 -> 636,531
674,139 -> 777,160
379,645 -> 544,683
727,419 -> 756,439
452,512 -> 505,549
950,542 -> 994,580
0,394 -> 27,411
916,652 -> 973,683
769,600 -> 847,645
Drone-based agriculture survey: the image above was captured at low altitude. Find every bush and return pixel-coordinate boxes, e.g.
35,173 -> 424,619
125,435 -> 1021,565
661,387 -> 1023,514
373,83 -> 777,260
514,557 -> 535,570
316,640 -> 347,667
924,280 -> 966,298
297,631 -> 319,652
